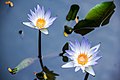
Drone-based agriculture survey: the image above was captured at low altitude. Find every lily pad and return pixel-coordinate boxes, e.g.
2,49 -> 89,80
74,1 -> 116,35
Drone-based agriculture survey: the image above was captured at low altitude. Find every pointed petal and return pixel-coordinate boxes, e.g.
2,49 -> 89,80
65,50 -> 75,56
81,66 -> 85,73
85,66 -> 95,76
62,61 -> 74,68
40,28 -> 48,35
23,22 -> 35,28
74,40 -> 80,53
69,41 -> 76,52
41,6 -> 45,18
75,67 -> 81,72
90,56 -> 102,62
37,5 -> 40,10
45,10 -> 51,20
86,61 -> 98,66
88,50 -> 100,59
90,43 -> 101,53
80,37 -> 90,53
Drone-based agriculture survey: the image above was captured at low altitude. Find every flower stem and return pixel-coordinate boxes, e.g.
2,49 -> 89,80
38,30 -> 44,70
84,72 -> 89,80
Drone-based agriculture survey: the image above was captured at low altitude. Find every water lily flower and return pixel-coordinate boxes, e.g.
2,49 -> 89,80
23,5 -> 57,34
62,37 -> 102,76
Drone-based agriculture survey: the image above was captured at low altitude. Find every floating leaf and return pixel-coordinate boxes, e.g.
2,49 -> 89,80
85,1 -> 115,26
62,42 -> 69,53
36,72 -> 47,80
64,25 -> 73,37
8,57 -> 37,74
74,20 -> 95,35
74,1 -> 116,35
66,4 -> 80,21
59,43 -> 69,62
36,66 -> 59,80
62,56 -> 68,62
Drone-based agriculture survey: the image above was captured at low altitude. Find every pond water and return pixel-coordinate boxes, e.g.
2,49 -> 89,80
0,0 -> 120,80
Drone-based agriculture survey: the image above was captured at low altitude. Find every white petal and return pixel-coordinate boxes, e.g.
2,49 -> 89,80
85,66 -> 95,76
44,17 -> 57,28
44,22 -> 53,28
41,6 -> 45,18
90,43 -> 101,53
62,61 -> 74,68
90,56 -> 102,62
80,37 -> 90,53
65,50 -> 75,55
88,50 -> 100,59
69,41 -> 76,52
74,40 -> 81,53
23,22 -> 35,28
75,67 -> 81,72
40,28 -> 48,35
45,10 -> 51,20
81,66 -> 85,73
50,17 -> 57,23
86,61 -> 98,66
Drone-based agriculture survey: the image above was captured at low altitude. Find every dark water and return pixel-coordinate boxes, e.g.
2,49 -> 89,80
0,0 -> 120,80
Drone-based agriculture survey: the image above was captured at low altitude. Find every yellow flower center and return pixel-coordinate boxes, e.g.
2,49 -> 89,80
36,18 -> 46,29
77,53 -> 88,65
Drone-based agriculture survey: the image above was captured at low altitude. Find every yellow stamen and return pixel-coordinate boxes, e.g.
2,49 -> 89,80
43,73 -> 47,80
64,32 -> 68,37
8,68 -> 12,72
77,53 -> 88,65
5,1 -> 14,7
36,18 -> 46,29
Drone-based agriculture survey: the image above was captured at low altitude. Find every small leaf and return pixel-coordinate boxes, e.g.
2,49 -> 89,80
36,72 -> 45,80
43,66 -> 59,80
8,57 -> 37,75
66,4 -> 80,21
62,56 -> 69,62
62,42 -> 69,53
64,25 -> 73,37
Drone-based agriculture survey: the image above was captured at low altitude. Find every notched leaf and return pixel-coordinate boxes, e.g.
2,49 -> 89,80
85,1 -> 116,26
73,1 -> 116,35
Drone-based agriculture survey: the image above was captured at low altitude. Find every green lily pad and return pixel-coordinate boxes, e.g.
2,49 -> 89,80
74,1 -> 116,35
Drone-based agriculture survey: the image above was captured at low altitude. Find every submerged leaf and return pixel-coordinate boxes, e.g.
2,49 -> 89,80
8,57 -> 37,74
74,1 -> 116,35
